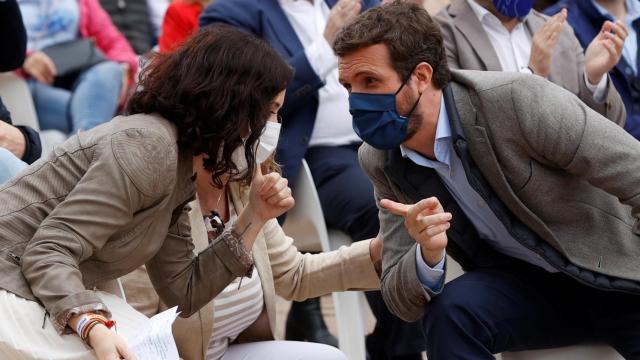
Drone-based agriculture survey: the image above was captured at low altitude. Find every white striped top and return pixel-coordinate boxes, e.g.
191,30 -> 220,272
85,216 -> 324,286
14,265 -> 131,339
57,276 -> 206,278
205,198 -> 265,360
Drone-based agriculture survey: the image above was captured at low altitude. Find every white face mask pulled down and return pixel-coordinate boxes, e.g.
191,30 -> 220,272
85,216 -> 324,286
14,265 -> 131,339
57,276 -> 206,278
231,121 -> 282,170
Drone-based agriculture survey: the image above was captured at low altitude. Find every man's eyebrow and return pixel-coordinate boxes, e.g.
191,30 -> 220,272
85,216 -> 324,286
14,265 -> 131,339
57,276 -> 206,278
339,68 -> 381,85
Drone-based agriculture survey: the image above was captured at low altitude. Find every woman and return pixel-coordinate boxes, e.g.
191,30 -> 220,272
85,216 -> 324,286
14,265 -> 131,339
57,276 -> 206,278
18,0 -> 138,135
0,26 -> 379,360
119,101 -> 381,359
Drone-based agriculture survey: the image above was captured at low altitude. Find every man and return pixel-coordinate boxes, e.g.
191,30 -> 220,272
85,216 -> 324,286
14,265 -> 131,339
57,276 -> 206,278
434,0 -> 627,126
0,0 -> 42,183
545,0 -> 640,139
199,1 -> 426,359
335,2 -> 640,359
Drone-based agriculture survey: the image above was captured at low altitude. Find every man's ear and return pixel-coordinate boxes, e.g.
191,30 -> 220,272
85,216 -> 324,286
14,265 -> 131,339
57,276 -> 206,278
414,62 -> 434,93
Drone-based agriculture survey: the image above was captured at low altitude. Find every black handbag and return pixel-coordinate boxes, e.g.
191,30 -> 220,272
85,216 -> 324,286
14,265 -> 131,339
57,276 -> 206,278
41,39 -> 107,87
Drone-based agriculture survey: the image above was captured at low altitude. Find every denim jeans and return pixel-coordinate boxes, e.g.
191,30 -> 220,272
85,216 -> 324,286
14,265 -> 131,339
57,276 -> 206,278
0,147 -> 27,183
28,61 -> 124,134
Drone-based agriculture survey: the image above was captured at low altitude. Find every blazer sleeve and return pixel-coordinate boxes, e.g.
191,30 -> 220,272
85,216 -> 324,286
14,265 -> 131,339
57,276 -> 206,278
263,218 -> 379,301
358,145 -> 438,322
145,204 -> 252,318
569,25 -> 626,127
20,129 -> 175,334
199,0 -> 327,117
512,76 -> 640,234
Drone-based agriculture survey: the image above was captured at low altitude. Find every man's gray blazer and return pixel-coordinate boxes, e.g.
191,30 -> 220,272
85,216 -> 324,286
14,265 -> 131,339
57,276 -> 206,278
360,69 -> 640,322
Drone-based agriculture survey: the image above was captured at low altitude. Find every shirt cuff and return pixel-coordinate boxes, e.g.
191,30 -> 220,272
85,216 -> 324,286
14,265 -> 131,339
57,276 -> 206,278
584,71 -> 608,103
415,245 -> 445,292
303,37 -> 338,80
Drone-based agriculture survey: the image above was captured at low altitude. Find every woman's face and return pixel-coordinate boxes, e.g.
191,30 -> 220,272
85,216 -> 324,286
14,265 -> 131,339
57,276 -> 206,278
194,90 -> 286,186
269,90 -> 286,123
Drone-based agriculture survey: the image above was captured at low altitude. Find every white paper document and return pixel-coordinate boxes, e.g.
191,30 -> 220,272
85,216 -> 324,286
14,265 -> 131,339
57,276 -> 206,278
127,306 -> 180,360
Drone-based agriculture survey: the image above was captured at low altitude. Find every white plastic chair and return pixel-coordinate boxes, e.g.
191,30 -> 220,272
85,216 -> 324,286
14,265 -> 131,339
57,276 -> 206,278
444,257 -> 622,360
282,159 -> 368,360
0,72 -> 67,153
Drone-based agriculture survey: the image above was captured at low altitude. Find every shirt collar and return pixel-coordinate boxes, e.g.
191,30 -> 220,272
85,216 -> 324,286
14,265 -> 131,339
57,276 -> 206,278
467,0 -> 492,22
591,0 -> 640,22
400,94 -> 451,168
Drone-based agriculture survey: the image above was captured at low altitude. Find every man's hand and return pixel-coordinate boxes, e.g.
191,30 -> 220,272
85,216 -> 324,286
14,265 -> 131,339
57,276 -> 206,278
0,121 -> 26,159
23,51 -> 57,84
585,20 -> 628,85
324,0 -> 362,47
528,9 -> 567,77
380,197 -> 450,267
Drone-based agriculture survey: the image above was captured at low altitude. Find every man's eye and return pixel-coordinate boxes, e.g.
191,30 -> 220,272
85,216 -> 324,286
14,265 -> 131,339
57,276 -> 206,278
366,77 -> 377,85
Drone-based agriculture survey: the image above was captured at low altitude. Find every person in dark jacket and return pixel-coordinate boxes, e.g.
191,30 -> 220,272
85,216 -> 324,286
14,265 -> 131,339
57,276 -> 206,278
546,0 -> 640,139
99,0 -> 154,54
0,0 -> 42,183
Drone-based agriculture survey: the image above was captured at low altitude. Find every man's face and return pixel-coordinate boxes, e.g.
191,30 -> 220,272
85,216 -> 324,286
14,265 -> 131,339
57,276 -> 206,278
338,43 -> 423,137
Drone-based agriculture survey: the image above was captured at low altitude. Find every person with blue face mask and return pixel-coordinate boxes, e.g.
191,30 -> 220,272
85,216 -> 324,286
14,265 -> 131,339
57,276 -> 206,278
434,0 -> 628,128
337,2 -> 640,359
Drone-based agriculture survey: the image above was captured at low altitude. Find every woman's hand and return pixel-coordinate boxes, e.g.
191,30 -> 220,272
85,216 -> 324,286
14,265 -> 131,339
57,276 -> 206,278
246,166 -> 295,224
89,324 -> 137,360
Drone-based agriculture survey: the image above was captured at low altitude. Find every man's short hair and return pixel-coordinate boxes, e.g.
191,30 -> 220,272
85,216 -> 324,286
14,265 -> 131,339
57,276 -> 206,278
333,1 -> 450,89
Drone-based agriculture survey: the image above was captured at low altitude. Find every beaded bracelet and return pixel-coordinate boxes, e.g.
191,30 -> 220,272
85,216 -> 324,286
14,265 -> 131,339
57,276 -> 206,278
75,313 -> 116,343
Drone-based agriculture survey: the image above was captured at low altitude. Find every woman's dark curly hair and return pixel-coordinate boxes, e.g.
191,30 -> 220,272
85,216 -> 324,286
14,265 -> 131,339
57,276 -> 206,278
126,25 -> 294,187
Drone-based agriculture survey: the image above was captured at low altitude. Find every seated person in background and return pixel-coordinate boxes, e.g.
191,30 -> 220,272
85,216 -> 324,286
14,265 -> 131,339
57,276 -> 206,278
200,1 -> 426,358
0,0 -> 42,183
18,0 -> 138,135
434,0 -> 627,126
545,0 -> 640,139
159,0 -> 210,53
0,26 -> 379,360
335,2 -> 640,358
99,0 -> 154,55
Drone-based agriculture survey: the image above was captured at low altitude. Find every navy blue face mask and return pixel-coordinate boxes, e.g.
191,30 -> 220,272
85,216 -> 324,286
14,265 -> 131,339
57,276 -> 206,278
349,75 -> 422,150
492,0 -> 534,19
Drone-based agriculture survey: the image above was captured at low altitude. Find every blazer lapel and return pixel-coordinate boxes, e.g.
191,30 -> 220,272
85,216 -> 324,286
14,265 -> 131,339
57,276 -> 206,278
262,0 -> 306,56
449,0 -> 502,71
449,82 -> 562,251
229,181 -> 277,337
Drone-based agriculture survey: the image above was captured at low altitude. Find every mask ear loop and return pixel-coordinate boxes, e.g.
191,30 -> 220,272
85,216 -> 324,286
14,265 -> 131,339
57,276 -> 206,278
394,66 -> 423,119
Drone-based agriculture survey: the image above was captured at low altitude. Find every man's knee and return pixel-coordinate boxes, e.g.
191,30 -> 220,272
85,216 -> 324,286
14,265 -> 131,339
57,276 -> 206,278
422,279 -> 495,346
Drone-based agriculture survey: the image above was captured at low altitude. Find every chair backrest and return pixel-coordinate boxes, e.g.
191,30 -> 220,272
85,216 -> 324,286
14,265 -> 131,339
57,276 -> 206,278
0,72 -> 40,131
281,160 -> 331,253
